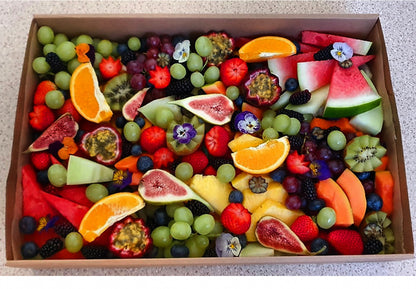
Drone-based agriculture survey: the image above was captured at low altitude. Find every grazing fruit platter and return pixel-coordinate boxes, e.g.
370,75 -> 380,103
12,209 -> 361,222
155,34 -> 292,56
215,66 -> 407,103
5,15 -> 413,267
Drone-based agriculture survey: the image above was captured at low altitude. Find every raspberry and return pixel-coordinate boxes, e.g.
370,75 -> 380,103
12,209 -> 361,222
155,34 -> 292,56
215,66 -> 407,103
45,52 -> 66,73
30,152 -> 51,171
289,90 -> 311,105
39,238 -> 63,259
313,44 -> 334,61
182,150 -> 209,174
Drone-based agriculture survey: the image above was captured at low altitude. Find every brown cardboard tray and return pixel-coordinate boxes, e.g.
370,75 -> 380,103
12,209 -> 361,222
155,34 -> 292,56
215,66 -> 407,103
5,14 -> 414,268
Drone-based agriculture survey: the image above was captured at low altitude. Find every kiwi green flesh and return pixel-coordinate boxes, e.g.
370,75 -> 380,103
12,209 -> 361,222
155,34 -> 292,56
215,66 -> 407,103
103,73 -> 136,111
344,135 -> 386,172
384,227 -> 395,243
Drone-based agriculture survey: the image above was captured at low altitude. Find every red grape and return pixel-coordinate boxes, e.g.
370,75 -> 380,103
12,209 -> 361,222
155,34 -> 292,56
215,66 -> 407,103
146,35 -> 161,48
127,60 -> 144,75
146,47 -> 159,59
285,194 -> 302,210
130,73 -> 147,90
161,42 -> 174,56
362,179 -> 375,194
144,58 -> 157,71
282,176 -> 301,194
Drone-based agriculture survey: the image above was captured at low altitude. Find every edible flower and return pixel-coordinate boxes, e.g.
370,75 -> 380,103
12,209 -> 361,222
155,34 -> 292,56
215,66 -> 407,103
173,123 -> 197,144
308,160 -> 331,180
173,40 -> 190,63
215,233 -> 242,257
75,43 -> 95,63
331,42 -> 353,62
234,111 -> 260,134
112,170 -> 132,190
58,137 -> 78,160
37,215 -> 59,231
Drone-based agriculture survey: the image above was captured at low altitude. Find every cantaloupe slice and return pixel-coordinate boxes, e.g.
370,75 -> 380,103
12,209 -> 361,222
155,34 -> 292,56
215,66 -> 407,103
375,170 -> 394,215
336,169 -> 367,227
316,178 -> 354,227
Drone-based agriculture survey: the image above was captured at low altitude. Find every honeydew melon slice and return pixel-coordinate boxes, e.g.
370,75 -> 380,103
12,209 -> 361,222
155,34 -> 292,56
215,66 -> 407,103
138,96 -> 182,125
67,155 -> 114,185
285,85 -> 329,116
270,90 -> 294,111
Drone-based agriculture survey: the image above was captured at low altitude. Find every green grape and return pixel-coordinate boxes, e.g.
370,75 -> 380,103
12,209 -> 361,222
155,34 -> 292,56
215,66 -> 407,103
186,53 -> 203,72
204,66 -> 220,84
194,234 -> 210,249
272,114 -> 291,132
263,109 -> 276,119
53,33 -> 68,46
195,36 -> 213,57
151,226 -> 173,248
170,63 -> 187,80
111,42 -> 119,57
43,44 -> 57,56
45,90 -> 65,110
54,71 -> 71,90
226,86 -> 240,100
173,207 -> 193,225
168,219 -> 175,228
64,232 -> 83,253
261,116 -> 274,129
68,58 -> 81,74
317,207 -> 336,229
185,237 -> 205,257
85,183 -> 109,203
56,41 -> 76,62
327,130 -> 347,151
166,203 -> 184,218
154,107 -> 174,129
284,117 -> 301,136
97,39 -> 113,57
93,52 -> 103,69
128,36 -> 141,51
170,221 -> 192,240
92,38 -> 101,49
206,220 -> 224,239
32,57 -> 50,74
216,164 -> 236,183
76,34 -> 93,45
193,214 -> 215,235
37,26 -> 54,45
175,162 -> 194,182
47,164 -> 67,187
190,71 -> 205,88
123,121 -> 141,142
262,127 -> 279,141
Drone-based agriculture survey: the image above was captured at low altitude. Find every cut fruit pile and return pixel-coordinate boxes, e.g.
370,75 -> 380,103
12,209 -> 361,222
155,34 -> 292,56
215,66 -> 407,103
20,26 -> 396,261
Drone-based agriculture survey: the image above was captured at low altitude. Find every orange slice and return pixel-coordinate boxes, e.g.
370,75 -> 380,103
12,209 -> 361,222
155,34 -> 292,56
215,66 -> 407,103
70,62 -> 113,123
231,137 -> 290,174
78,192 -> 145,242
238,36 -> 297,63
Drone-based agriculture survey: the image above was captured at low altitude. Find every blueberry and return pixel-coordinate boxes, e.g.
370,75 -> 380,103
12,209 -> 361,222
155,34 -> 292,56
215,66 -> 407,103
367,193 -> 383,211
19,216 -> 37,234
170,244 -> 189,258
270,168 -> 286,183
134,116 -> 146,128
310,238 -> 329,255
292,40 -> 301,54
115,116 -> 127,129
137,156 -> 154,173
355,171 -> 374,181
74,129 -> 85,142
21,242 -> 39,259
234,95 -> 244,108
154,207 -> 170,226
36,169 -> 50,186
236,234 -> 247,248
116,43 -> 129,56
285,78 -> 299,92
130,144 -> 142,156
145,246 -> 160,258
228,190 -> 243,203
308,198 -> 326,213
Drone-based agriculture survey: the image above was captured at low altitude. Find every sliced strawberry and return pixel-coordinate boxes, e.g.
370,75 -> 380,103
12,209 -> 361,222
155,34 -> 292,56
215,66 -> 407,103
203,165 -> 217,176
220,203 -> 251,235
30,152 -> 51,171
153,147 -> 175,169
204,126 -> 230,157
286,151 -> 310,174
33,80 -> 57,105
99,56 -> 122,79
182,150 -> 209,174
29,104 -> 56,131
55,99 -> 82,123
139,126 -> 166,154
220,58 -> 248,87
148,65 -> 171,89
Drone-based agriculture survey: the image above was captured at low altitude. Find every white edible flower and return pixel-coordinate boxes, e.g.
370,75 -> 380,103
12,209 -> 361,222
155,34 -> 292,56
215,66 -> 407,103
173,40 -> 191,63
331,42 -> 353,62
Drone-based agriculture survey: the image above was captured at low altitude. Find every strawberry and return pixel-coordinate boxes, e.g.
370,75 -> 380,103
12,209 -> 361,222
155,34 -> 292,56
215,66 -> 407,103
203,165 -> 217,176
153,147 -> 175,169
33,80 -> 57,105
29,105 -> 56,131
99,56 -> 122,79
290,215 -> 319,242
139,126 -> 166,154
286,150 -> 310,174
182,150 -> 209,174
220,58 -> 248,87
148,65 -> 171,89
328,229 -> 364,255
55,99 -> 82,123
220,203 -> 251,235
30,152 -> 51,171
204,126 -> 230,157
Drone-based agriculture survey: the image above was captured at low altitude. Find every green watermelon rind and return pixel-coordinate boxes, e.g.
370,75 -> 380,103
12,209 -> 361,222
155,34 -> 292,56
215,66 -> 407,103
323,97 -> 381,119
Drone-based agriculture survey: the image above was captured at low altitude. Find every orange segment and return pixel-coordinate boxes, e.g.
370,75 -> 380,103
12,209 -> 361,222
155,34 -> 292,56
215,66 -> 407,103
231,137 -> 290,174
70,62 -> 113,123
78,192 -> 145,242
239,36 -> 297,63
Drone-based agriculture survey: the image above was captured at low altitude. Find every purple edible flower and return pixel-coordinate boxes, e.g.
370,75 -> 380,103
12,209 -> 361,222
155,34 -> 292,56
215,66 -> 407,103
173,123 -> 197,144
308,160 -> 331,180
234,111 -> 260,134
215,233 -> 241,257
112,170 -> 132,190
331,42 -> 353,62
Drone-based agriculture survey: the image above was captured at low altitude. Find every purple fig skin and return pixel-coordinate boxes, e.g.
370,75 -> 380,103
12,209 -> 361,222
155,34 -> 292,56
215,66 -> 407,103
244,68 -> 281,107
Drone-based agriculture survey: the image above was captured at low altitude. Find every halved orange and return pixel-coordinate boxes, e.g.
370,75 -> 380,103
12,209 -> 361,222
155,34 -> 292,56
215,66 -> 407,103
231,137 -> 290,174
238,36 -> 297,63
70,62 -> 113,123
78,192 -> 145,242
228,133 -> 264,152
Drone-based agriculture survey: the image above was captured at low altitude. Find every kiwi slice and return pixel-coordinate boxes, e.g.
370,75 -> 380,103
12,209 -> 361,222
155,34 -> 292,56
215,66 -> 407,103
102,73 -> 136,111
344,135 -> 386,172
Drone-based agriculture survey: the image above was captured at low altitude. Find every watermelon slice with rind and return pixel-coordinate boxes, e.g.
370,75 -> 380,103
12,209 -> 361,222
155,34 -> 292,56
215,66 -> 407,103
301,31 -> 373,56
323,58 -> 381,118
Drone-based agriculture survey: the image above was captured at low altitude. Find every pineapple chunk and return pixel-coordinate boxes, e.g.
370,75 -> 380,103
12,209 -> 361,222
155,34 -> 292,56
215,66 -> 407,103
243,182 -> 288,213
231,172 -> 273,192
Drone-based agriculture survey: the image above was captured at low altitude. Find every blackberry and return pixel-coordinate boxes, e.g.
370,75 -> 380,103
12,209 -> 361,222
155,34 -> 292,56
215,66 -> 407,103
210,157 -> 233,170
81,245 -> 110,259
203,246 -> 217,257
54,221 -> 76,238
302,178 -> 317,201
363,238 -> 384,254
121,49 -> 136,65
313,44 -> 334,61
289,90 -> 311,105
277,108 -> 304,122
166,78 -> 194,99
45,52 -> 66,73
185,200 -> 211,216
288,135 -> 304,152
39,238 -> 63,259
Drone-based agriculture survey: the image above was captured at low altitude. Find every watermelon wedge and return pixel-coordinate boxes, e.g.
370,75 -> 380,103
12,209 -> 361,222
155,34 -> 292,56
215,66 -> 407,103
268,52 -> 315,87
301,31 -> 372,56
298,42 -> 320,53
53,185 -> 94,208
323,58 -> 381,118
